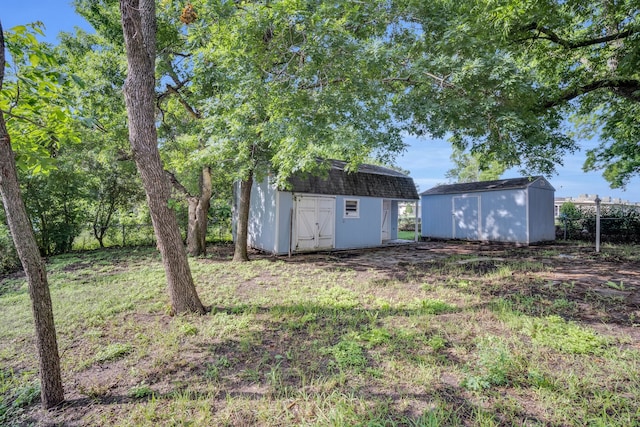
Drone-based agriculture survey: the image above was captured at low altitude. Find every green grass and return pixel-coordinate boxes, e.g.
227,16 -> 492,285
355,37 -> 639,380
1,243 -> 639,426
397,230 -> 417,240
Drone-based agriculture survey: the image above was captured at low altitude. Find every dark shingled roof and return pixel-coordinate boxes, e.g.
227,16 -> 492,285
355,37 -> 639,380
421,176 -> 552,196
286,160 -> 419,200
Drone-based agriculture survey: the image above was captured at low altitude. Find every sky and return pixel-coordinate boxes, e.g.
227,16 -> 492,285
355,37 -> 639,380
4,1 -> 640,203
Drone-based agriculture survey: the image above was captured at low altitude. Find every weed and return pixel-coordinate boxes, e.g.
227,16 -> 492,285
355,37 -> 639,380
204,356 -> 231,381
316,286 -> 360,309
326,339 -> 368,371
78,382 -> 110,399
0,375 -> 40,425
462,336 -> 520,391
427,335 -> 447,351
525,315 -> 610,355
356,327 -> 391,347
419,298 -> 457,315
94,343 -> 132,363
179,322 -> 198,336
128,383 -> 154,399
605,280 -> 625,291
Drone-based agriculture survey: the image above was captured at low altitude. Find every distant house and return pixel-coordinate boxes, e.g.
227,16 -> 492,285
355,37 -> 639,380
420,177 -> 555,245
240,160 -> 419,255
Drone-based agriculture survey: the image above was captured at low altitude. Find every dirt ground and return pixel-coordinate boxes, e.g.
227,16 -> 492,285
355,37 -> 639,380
266,240 -> 640,325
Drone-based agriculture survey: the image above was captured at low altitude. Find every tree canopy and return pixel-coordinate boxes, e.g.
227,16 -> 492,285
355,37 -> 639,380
390,0 -> 640,188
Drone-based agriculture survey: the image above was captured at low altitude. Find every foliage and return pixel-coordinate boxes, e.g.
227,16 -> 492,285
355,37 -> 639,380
185,0 -> 406,186
559,202 -> 581,220
391,0 -> 640,187
19,152 -> 88,255
1,23 -> 79,173
0,220 -> 19,274
588,205 -> 640,240
558,203 -> 640,243
445,146 -> 506,183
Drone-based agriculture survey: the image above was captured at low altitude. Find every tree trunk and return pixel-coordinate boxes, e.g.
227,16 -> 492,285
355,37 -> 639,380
0,21 -> 64,409
233,170 -> 253,262
186,166 -> 212,257
120,0 -> 205,314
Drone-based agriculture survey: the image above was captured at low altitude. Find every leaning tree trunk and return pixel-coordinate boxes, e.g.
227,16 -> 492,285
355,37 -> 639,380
186,166 -> 212,257
120,0 -> 205,314
0,21 -> 64,409
233,170 -> 253,262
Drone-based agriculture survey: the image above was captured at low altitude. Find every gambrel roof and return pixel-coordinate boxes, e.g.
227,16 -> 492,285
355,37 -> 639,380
421,176 -> 554,196
286,159 -> 419,200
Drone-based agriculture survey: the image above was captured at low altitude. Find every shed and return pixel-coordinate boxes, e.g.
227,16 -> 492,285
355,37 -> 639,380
420,176 -> 555,244
243,160 -> 419,254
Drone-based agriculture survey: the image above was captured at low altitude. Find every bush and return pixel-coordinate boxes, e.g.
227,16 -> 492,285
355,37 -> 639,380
557,205 -> 640,243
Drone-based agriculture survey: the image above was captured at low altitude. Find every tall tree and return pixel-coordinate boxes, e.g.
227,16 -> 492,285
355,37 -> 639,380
75,0 -> 221,257
445,147 -> 506,183
186,0 -> 406,261
120,0 -> 205,314
391,0 -> 640,187
0,21 -> 65,409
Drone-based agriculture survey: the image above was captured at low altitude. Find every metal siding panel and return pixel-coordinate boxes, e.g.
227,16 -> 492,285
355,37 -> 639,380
481,189 -> 528,243
334,196 -> 382,249
421,194 -> 455,239
528,187 -> 556,242
453,196 -> 480,240
248,178 -> 278,251
276,192 -> 294,254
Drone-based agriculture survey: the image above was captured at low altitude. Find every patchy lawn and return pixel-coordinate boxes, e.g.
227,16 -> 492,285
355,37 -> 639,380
1,241 -> 639,426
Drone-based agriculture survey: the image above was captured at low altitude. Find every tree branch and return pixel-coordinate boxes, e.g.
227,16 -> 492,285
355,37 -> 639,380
165,169 -> 193,197
543,79 -> 640,108
520,22 -> 637,49
0,109 -> 44,128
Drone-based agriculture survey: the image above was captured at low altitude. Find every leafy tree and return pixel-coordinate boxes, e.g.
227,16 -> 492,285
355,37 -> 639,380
0,21 -> 70,409
186,0 -> 406,261
559,201 -> 581,220
74,0 -> 223,257
21,154 -> 87,255
57,27 -> 145,249
120,0 -> 205,314
391,0 -> 639,188
445,147 -> 506,183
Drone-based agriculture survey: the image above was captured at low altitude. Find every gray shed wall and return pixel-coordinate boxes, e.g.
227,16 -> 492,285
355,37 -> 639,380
421,182 -> 555,244
334,196 -> 383,249
247,178 -> 279,252
527,186 -> 556,242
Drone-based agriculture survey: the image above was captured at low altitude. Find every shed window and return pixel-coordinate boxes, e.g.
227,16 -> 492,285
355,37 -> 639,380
344,199 -> 360,218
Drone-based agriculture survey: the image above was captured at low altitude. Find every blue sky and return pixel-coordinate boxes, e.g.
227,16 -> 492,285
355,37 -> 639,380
4,1 -> 640,203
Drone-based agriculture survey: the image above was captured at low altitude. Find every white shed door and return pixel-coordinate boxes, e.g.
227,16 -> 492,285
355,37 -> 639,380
453,196 -> 480,240
381,200 -> 391,241
295,196 -> 335,251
